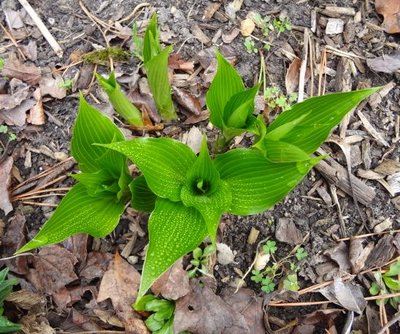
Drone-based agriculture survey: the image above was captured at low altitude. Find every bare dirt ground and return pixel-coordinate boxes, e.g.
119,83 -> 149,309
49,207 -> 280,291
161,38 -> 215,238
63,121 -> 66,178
1,0 -> 400,333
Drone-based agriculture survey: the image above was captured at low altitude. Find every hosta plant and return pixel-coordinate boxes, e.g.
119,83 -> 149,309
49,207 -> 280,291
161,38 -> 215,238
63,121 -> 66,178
17,48 -> 378,305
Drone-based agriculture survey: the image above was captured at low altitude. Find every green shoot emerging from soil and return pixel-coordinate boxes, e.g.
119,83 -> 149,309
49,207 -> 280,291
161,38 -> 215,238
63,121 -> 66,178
187,244 -> 215,278
0,268 -> 22,333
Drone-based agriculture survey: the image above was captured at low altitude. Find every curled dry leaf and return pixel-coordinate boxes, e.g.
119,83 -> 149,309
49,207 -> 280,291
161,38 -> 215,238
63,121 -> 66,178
0,156 -> 13,215
97,252 -> 148,333
169,53 -> 194,73
151,259 -> 190,300
27,88 -> 45,125
39,75 -> 67,99
0,98 -> 35,126
285,57 -> 301,95
275,218 -> 303,245
375,0 -> 400,33
240,18 -> 255,36
0,53 -> 41,85
172,87 -> 202,115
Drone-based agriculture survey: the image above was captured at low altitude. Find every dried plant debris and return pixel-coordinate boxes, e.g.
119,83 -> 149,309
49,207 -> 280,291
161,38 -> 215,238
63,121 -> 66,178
367,54 -> 400,74
0,156 -> 13,215
375,0 -> 400,33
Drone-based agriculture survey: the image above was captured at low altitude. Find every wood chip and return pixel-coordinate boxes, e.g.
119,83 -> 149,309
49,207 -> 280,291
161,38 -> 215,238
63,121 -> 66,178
357,110 -> 389,147
202,3 -> 221,21
192,24 -> 211,45
222,27 -> 240,44
368,81 -> 396,109
325,18 -> 345,35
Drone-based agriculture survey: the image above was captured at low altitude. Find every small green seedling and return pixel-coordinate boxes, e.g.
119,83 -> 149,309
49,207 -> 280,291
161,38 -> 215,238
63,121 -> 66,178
264,86 -> 297,111
132,22 -> 144,62
273,17 -> 292,34
0,268 -> 22,333
96,71 -> 144,126
251,240 -> 308,293
244,37 -> 258,54
369,260 -> 400,309
187,244 -> 215,278
135,294 -> 174,334
0,125 -> 16,142
58,78 -> 74,90
0,58 -> 5,71
142,14 -> 176,121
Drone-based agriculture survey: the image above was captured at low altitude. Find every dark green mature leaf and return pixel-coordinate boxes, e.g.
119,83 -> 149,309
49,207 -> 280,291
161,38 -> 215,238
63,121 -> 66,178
138,198 -> 207,299
129,176 -> 157,212
104,138 -> 196,201
16,183 -> 125,253
206,51 -> 245,129
214,148 -> 323,215
145,46 -> 176,120
71,94 -> 126,177
266,88 -> 379,154
96,71 -> 143,126
71,170 -> 118,196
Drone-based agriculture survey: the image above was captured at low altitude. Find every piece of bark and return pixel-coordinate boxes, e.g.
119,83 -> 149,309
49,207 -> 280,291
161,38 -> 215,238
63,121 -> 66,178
315,152 -> 376,206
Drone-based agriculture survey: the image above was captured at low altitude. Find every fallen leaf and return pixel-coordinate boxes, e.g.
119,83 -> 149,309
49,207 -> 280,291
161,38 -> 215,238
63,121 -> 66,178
26,245 -> 78,294
216,243 -> 235,265
319,278 -> 366,314
240,18 -> 255,36
152,259 -> 190,300
357,110 -> 389,147
71,308 -> 104,332
275,218 -> 303,245
349,238 -> 373,274
0,98 -> 34,126
97,252 -> 148,333
365,234 -> 396,269
375,159 -> 400,175
4,9 -> 24,29
62,234 -> 88,270
19,314 -> 55,334
174,280 -> 249,333
20,40 -> 38,61
181,126 -> 203,154
293,309 -> 342,333
127,90 -> 161,124
375,0 -> 400,33
6,289 -> 44,310
94,309 -> 124,328
1,53 -> 41,85
39,75 -> 67,99
367,54 -> 400,73
324,241 -> 351,273
225,0 -> 244,20
0,156 -> 13,215
169,53 -> 194,73
0,78 -> 30,110
221,288 -> 265,334
285,57 -> 301,95
79,251 -> 112,281
27,88 -> 45,125
172,87 -> 202,115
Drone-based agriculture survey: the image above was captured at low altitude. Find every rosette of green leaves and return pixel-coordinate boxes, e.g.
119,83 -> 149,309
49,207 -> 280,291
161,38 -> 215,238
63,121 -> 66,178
143,13 -> 176,121
17,94 -> 131,253
96,71 -> 143,127
104,136 -> 322,301
254,88 -> 380,163
206,51 -> 261,147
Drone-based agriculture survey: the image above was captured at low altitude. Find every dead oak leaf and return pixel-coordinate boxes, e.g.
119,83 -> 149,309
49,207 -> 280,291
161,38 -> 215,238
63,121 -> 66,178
97,252 -> 148,334
0,53 -> 41,85
376,0 -> 400,34
174,280 -> 249,334
0,156 -> 13,215
26,245 -> 78,294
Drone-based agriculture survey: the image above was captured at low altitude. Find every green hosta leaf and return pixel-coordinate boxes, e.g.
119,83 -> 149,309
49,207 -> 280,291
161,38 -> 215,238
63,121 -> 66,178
214,148 -> 323,215
129,176 -> 157,212
145,46 -> 176,121
264,112 -> 310,141
224,84 -> 260,128
16,183 -> 125,254
71,170 -> 118,196
71,94 -> 126,176
266,88 -> 379,154
143,13 -> 161,63
206,51 -> 245,129
138,198 -> 207,299
96,71 -> 143,126
104,138 -> 196,201
259,140 -> 310,162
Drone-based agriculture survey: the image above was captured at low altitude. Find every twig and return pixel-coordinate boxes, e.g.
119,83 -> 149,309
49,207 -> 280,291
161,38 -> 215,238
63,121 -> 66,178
21,201 -> 58,207
18,0 -> 63,58
0,23 -> 26,60
377,311 -> 400,334
297,28 -> 310,102
118,2 -> 151,24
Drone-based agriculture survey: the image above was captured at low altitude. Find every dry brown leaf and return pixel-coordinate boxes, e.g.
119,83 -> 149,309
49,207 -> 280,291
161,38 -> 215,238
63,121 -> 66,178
375,159 -> 400,175
240,18 -> 255,36
375,0 -> 400,33
293,309 -> 342,333
0,78 -> 30,110
128,90 -> 161,124
27,88 -> 45,125
6,289 -> 44,310
285,57 -> 301,95
39,75 -> 67,99
216,243 -> 235,265
1,53 -> 41,85
324,241 -> 351,273
169,53 -> 194,73
79,251 -> 112,281
0,98 -> 34,126
221,288 -> 265,334
94,309 -> 124,328
19,314 -> 55,334
62,234 -> 88,270
152,259 -> 190,300
275,218 -> 303,246
174,280 -> 249,333
202,2 -> 221,21
97,252 -> 148,334
0,156 -> 13,215
71,308 -> 104,332
365,234 -> 396,269
172,87 -> 201,115
349,238 -> 373,274
27,245 -> 78,294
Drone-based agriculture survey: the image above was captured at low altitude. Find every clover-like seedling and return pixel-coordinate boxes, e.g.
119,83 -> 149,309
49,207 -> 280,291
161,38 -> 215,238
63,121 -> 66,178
188,244 -> 215,278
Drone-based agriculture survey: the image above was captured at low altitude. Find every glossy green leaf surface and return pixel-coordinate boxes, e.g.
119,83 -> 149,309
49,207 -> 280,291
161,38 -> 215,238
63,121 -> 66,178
16,183 -> 125,254
266,88 -> 379,154
138,198 -> 207,299
145,46 -> 176,120
71,170 -> 118,197
206,51 -> 245,129
259,140 -> 310,162
96,71 -> 143,126
104,138 -> 196,201
71,94 -> 126,176
214,148 -> 323,215
129,176 -> 157,212
143,13 -> 161,63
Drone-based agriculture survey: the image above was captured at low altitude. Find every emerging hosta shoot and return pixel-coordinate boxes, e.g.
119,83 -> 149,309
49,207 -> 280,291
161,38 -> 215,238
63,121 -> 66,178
17,94 -> 130,254
96,71 -> 143,127
143,14 -> 176,121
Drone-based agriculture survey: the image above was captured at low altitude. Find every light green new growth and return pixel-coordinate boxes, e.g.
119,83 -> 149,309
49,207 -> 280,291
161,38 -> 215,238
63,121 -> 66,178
0,268 -> 22,333
143,14 -> 176,121
96,71 -> 144,126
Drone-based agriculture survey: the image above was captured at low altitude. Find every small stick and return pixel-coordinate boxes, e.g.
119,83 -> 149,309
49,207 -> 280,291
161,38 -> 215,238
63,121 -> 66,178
0,23 -> 26,60
377,311 -> 400,334
18,0 -> 63,58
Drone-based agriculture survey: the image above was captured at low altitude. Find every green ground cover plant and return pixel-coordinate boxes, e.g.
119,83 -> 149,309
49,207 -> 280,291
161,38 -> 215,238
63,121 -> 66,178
16,14 -> 379,308
0,268 -> 22,333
